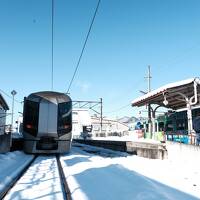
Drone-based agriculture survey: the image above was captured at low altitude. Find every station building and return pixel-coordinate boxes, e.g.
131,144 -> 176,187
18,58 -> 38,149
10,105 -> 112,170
132,78 -> 200,144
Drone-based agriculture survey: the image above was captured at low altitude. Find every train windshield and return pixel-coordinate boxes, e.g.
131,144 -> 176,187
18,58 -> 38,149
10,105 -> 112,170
57,101 -> 72,136
23,100 -> 39,136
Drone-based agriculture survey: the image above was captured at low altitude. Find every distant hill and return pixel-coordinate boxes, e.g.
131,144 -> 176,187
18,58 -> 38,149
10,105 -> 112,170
118,116 -> 138,124
118,116 -> 148,124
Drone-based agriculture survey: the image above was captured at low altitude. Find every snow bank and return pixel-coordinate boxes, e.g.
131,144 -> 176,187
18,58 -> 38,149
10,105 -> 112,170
0,151 -> 34,194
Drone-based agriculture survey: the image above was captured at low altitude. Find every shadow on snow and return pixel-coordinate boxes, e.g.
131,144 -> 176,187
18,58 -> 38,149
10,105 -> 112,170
5,155 -> 63,200
70,163 -> 199,200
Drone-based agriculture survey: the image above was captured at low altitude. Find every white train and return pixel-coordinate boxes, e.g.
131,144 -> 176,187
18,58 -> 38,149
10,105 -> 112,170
22,91 -> 72,153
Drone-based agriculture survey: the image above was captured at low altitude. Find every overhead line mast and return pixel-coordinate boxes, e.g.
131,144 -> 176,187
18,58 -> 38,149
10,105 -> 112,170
66,0 -> 101,94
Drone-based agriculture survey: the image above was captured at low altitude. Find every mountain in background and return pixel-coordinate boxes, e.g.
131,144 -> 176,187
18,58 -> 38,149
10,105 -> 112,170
118,116 -> 137,123
118,116 -> 148,124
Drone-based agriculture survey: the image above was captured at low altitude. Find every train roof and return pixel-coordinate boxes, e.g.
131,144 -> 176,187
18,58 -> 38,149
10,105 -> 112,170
26,91 -> 71,104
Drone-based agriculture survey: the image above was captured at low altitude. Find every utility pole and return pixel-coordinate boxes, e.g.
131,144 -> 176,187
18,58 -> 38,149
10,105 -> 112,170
144,65 -> 152,136
146,65 -> 151,93
11,90 -> 17,132
100,98 -> 103,134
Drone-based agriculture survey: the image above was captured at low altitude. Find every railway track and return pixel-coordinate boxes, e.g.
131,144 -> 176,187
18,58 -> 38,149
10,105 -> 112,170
1,144 -> 126,200
1,145 -> 117,200
1,146 -> 129,200
56,155 -> 72,200
1,155 -> 71,200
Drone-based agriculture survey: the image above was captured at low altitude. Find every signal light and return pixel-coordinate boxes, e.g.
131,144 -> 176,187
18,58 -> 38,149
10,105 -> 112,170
26,124 -> 33,129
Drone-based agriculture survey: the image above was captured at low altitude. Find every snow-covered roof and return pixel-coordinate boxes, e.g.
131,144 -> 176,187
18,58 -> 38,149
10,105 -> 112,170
132,78 -> 200,110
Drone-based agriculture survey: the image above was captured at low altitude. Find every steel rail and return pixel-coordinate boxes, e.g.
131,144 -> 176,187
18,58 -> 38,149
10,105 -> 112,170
56,155 -> 72,200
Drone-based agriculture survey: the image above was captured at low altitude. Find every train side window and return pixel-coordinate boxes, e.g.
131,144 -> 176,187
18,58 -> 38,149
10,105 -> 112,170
57,101 -> 72,136
23,100 -> 39,136
165,121 -> 173,131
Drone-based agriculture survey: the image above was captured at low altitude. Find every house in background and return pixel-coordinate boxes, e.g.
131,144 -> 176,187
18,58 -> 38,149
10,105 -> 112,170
0,93 -> 10,153
0,93 -> 9,134
91,116 -> 129,137
72,109 -> 92,139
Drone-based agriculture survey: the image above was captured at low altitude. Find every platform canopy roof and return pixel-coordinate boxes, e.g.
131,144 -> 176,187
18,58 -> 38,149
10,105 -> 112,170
131,78 -> 200,110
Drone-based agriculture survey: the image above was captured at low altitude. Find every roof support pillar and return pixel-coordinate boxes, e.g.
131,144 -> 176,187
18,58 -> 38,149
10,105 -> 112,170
187,103 -> 193,135
151,105 -> 161,140
148,104 -> 152,136
152,117 -> 156,139
176,81 -> 199,144
175,92 -> 194,137
186,81 -> 198,144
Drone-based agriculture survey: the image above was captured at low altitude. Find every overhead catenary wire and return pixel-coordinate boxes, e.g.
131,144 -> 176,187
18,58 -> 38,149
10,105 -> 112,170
67,0 -> 101,94
51,0 -> 54,91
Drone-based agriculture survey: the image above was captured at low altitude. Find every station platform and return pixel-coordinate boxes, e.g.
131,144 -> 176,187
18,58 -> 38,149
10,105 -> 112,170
73,137 -> 168,159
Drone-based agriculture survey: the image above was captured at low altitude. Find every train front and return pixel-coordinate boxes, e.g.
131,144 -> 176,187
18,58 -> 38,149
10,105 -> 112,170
22,91 -> 72,154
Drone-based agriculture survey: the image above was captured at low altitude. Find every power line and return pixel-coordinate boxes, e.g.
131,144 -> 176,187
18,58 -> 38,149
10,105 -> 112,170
103,75 -> 149,115
153,42 -> 200,77
51,0 -> 54,91
104,103 -> 131,114
0,89 -> 22,104
67,0 -> 101,93
103,77 -> 148,114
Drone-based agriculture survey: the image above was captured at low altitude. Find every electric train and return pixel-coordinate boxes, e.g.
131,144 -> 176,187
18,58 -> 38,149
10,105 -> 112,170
22,91 -> 72,153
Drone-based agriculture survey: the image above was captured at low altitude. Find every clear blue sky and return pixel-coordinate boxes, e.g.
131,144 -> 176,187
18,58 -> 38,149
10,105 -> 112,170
1,0 -> 200,123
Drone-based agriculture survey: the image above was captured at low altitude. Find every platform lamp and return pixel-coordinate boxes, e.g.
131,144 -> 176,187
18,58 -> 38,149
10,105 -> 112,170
11,90 -> 17,132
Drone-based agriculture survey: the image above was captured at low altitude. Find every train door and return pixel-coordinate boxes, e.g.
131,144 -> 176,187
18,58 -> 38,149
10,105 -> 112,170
38,100 -> 57,136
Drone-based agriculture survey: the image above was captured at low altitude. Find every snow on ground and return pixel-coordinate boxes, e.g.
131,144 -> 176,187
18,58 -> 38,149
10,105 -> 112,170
0,151 -> 34,195
4,155 -> 64,200
1,141 -> 200,200
60,143 -> 200,200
